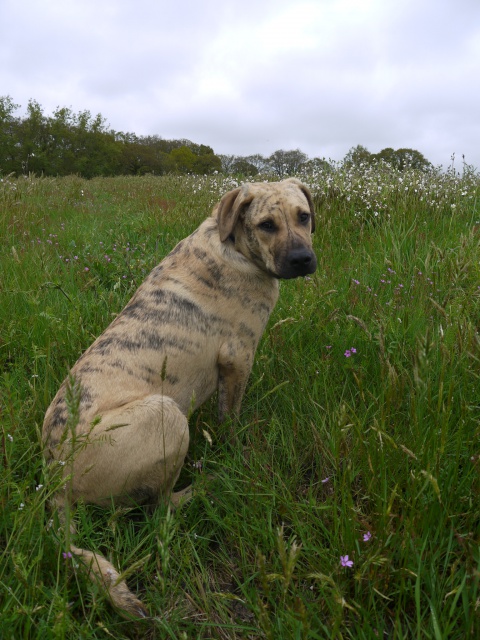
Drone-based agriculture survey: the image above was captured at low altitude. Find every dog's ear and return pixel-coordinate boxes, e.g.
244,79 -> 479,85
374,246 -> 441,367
283,178 -> 316,233
217,185 -> 255,242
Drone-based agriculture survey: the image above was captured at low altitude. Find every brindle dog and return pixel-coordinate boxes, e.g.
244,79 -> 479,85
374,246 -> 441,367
43,178 -> 317,617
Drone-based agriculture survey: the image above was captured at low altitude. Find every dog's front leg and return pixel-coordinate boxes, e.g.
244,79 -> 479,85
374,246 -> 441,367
217,347 -> 252,423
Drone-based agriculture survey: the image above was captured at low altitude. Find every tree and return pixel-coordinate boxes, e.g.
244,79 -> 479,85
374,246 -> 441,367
0,95 -> 21,174
231,158 -> 259,177
374,147 -> 432,171
344,145 -> 432,172
169,146 -> 197,173
268,149 -> 308,177
303,157 -> 332,173
72,110 -> 121,178
245,154 -> 269,174
343,145 -> 373,167
19,99 -> 50,174
220,154 -> 268,175
118,136 -> 159,175
47,107 -> 77,175
218,154 -> 237,173
193,152 -> 222,174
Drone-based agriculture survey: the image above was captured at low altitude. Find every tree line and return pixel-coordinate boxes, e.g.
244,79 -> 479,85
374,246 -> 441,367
0,96 -> 432,178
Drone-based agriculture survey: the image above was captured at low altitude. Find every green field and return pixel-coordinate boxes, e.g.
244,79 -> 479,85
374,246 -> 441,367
1,165 -> 479,639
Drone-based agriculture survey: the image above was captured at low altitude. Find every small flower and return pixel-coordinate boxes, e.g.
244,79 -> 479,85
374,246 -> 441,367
321,476 -> 330,484
350,347 -> 357,354
340,555 -> 354,568
18,503 -> 25,510
344,350 -> 351,358
84,267 -> 89,272
7,434 -> 13,442
62,551 -> 73,559
35,484 -> 43,491
363,531 -> 372,542
325,345 -> 332,349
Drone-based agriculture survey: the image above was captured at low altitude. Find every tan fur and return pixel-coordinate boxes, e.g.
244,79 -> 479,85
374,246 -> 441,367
43,178 -> 317,618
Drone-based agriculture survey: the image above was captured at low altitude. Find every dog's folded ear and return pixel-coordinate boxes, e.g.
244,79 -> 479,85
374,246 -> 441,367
283,178 -> 316,233
217,185 -> 255,242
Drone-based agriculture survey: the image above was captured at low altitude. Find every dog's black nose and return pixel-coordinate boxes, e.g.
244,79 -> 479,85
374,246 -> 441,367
289,249 -> 314,269
280,248 -> 317,278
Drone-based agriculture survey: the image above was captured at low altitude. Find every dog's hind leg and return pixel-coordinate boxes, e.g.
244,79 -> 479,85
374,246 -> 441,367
53,394 -> 189,618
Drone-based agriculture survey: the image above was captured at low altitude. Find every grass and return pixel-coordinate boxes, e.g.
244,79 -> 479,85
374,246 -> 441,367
0,164 -> 479,639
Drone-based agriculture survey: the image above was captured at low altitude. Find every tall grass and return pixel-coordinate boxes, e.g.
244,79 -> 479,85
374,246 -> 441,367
0,165 -> 479,639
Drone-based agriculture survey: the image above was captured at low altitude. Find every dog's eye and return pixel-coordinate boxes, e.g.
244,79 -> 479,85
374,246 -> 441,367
259,220 -> 276,232
299,212 -> 310,224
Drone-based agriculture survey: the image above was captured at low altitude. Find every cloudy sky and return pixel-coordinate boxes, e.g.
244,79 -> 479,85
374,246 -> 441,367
1,0 -> 479,169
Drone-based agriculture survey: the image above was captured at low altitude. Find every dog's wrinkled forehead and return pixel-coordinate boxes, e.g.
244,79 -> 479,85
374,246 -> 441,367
245,181 -> 310,213
216,178 -> 315,242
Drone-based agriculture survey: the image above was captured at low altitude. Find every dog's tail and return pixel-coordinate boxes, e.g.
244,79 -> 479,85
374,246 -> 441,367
54,498 -> 149,619
69,543 -> 149,619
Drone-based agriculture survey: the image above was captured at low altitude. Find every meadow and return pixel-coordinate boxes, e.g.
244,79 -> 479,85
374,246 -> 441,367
0,162 -> 479,639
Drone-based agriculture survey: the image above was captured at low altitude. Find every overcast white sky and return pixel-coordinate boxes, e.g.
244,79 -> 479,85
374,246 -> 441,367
1,0 -> 479,169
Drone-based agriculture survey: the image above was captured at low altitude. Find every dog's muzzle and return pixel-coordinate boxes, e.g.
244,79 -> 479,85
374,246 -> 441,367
277,248 -> 317,279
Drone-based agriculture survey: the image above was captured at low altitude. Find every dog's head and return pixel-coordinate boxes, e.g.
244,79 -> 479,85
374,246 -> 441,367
216,178 -> 317,279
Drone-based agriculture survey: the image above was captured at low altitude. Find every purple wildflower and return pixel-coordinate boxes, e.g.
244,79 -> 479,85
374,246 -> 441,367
340,555 -> 354,568
363,531 -> 372,542
62,551 -> 73,559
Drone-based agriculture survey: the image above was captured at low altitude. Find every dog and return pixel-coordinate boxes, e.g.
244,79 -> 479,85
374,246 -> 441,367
42,178 -> 317,618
